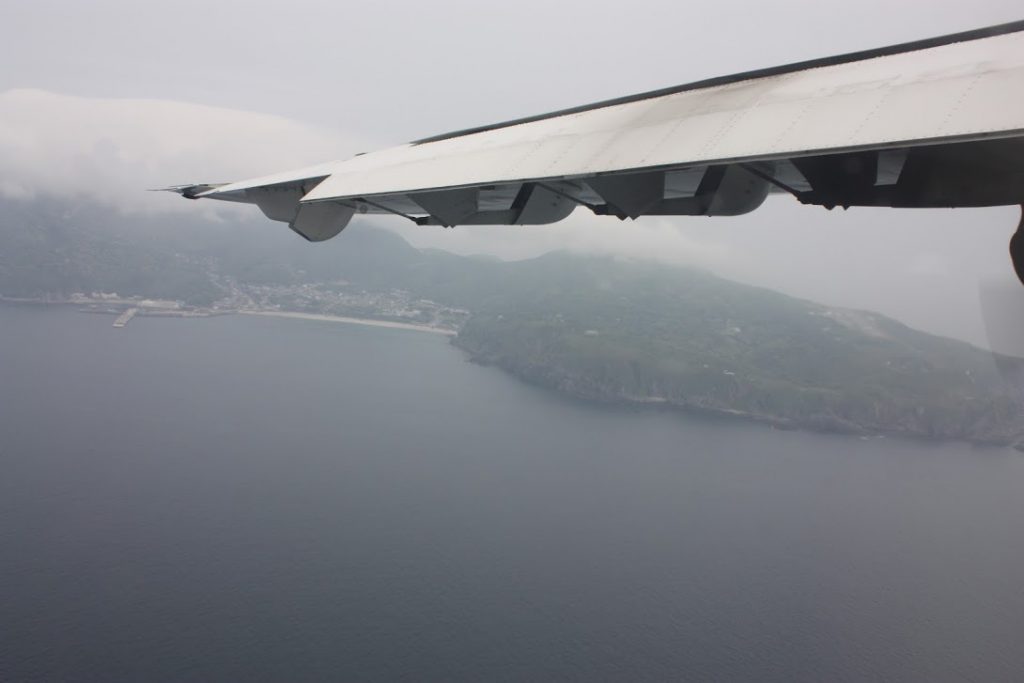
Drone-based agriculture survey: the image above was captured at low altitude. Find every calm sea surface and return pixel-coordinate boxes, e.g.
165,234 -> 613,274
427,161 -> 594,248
2,304 -> 1023,682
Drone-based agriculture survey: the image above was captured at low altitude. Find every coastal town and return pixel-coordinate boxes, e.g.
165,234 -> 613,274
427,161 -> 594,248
5,280 -> 470,336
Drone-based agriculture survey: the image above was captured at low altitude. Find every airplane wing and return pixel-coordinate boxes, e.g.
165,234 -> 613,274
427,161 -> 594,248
167,21 -> 1024,279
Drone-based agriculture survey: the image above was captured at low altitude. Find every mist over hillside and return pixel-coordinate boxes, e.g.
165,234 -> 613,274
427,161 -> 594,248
2,196 -> 1022,447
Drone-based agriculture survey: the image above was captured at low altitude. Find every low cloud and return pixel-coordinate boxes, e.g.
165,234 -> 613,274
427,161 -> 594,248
390,211 -> 737,271
395,200 -> 1020,348
0,88 -> 369,214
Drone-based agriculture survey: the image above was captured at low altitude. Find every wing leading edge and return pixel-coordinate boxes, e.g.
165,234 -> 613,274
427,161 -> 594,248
167,21 -> 1024,280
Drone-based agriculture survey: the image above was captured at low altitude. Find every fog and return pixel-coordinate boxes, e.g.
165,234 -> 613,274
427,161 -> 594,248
2,0 -> 1022,346
0,89 -> 366,213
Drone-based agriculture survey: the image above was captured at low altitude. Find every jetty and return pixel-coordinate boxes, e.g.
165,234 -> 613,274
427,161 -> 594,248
113,308 -> 138,328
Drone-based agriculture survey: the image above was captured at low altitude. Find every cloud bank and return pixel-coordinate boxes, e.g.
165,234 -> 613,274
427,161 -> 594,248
0,88 -> 367,213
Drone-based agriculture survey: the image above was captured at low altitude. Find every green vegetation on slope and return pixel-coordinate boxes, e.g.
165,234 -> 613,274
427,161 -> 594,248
449,253 -> 1023,444
2,196 -> 1021,446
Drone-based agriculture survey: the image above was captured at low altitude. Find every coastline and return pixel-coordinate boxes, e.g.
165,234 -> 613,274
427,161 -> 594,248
4,298 -> 1020,450
453,346 -> 1024,452
0,299 -> 458,336
238,310 -> 457,336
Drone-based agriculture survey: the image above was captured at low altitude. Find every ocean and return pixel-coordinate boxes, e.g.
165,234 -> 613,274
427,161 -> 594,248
2,304 -> 1023,682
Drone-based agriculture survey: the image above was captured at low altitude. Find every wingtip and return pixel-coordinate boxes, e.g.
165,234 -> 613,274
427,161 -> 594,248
150,183 -> 227,199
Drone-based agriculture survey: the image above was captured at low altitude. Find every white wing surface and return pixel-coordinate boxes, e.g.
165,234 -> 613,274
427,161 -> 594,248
167,21 -> 1024,279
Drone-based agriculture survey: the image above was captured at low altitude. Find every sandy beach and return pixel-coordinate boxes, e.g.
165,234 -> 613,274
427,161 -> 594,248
239,310 -> 457,336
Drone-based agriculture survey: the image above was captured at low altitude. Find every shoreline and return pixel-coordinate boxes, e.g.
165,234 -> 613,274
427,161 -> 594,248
4,298 -> 1020,450
238,310 -> 457,336
455,348 -> 1024,453
0,299 -> 458,336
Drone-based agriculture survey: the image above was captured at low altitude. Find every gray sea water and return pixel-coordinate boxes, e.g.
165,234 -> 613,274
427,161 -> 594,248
2,304 -> 1023,682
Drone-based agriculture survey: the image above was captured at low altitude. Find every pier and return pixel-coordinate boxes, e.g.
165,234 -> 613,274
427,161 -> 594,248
113,308 -> 138,328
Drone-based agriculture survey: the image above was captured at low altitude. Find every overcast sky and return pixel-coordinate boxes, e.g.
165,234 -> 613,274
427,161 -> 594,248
1,0 -> 1022,347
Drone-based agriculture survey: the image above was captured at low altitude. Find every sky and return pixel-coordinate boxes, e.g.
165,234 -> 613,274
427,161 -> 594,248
1,0 -> 1022,347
